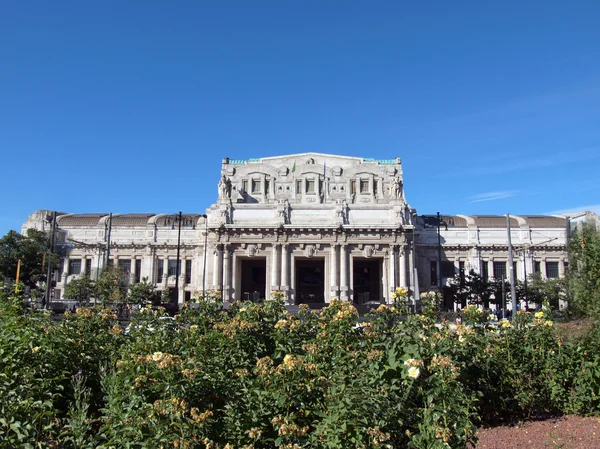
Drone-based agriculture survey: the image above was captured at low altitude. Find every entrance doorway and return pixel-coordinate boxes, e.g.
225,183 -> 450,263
353,259 -> 382,304
240,259 -> 266,302
295,259 -> 325,304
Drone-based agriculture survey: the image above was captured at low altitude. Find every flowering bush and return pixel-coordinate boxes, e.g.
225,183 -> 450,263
1,288 -> 599,448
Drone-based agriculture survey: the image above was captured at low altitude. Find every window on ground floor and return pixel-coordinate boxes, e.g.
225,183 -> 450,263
185,260 -> 192,284
168,259 -> 180,277
157,259 -> 164,283
546,261 -> 559,279
118,259 -> 131,274
135,259 -> 142,284
68,259 -> 81,276
430,260 -> 438,286
493,261 -> 506,280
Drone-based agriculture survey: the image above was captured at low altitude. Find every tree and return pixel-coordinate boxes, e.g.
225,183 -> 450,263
95,267 -> 127,305
0,229 -> 59,290
448,269 -> 493,308
127,277 -> 161,305
63,274 -> 95,303
567,223 -> 600,317
515,274 -> 566,311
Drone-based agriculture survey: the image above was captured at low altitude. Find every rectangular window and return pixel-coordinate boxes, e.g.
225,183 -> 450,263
481,261 -> 489,280
135,259 -> 142,284
430,260 -> 438,286
512,261 -> 517,278
360,179 -> 369,193
350,180 -> 356,195
265,180 -> 270,195
68,259 -> 81,276
184,291 -> 191,302
168,259 -> 180,277
185,259 -> 192,284
296,180 -> 302,194
118,259 -> 131,274
85,259 -> 92,275
546,261 -> 559,279
534,261 -> 541,273
493,261 -> 506,280
107,259 -> 114,269
251,179 -> 261,194
373,180 -> 378,196
459,261 -> 466,283
157,259 -> 164,283
306,179 -> 315,194
242,180 -> 249,192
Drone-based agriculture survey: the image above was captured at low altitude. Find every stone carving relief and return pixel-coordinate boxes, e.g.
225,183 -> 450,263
218,175 -> 232,201
388,176 -> 402,199
335,200 -> 348,225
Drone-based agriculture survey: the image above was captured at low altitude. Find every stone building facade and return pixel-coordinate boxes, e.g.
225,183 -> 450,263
22,153 -> 572,309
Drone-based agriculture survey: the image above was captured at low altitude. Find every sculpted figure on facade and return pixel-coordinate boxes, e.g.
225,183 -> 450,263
341,200 -> 349,225
389,176 -> 402,199
218,175 -> 231,200
276,199 -> 291,225
283,199 -> 290,224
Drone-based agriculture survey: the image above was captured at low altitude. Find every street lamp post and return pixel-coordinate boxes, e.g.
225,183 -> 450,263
506,213 -> 517,318
175,211 -> 182,305
201,214 -> 208,298
437,212 -> 442,290
44,211 -> 56,309
105,213 -> 113,268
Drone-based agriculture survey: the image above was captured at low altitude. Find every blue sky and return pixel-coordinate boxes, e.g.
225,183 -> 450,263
1,1 -> 599,235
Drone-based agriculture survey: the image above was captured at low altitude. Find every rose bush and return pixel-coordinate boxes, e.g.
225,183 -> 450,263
1,286 -> 599,448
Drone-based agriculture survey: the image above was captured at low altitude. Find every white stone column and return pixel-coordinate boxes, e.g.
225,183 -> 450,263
408,246 -> 414,294
399,245 -> 407,288
62,258 -> 69,283
271,243 -> 280,290
382,253 -> 389,303
329,244 -> 338,300
281,244 -> 289,303
130,257 -> 137,284
340,244 -> 348,301
223,245 -> 231,302
213,245 -> 222,289
389,245 -> 397,290
161,257 -> 168,289
541,258 -> 547,279
81,257 -> 87,275
525,251 -> 534,279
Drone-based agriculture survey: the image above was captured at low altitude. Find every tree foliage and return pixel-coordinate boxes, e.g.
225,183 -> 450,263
448,270 -> 495,307
0,229 -> 59,289
127,277 -> 161,305
63,274 -> 95,303
95,267 -> 128,305
516,274 -> 566,311
567,224 -> 600,317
